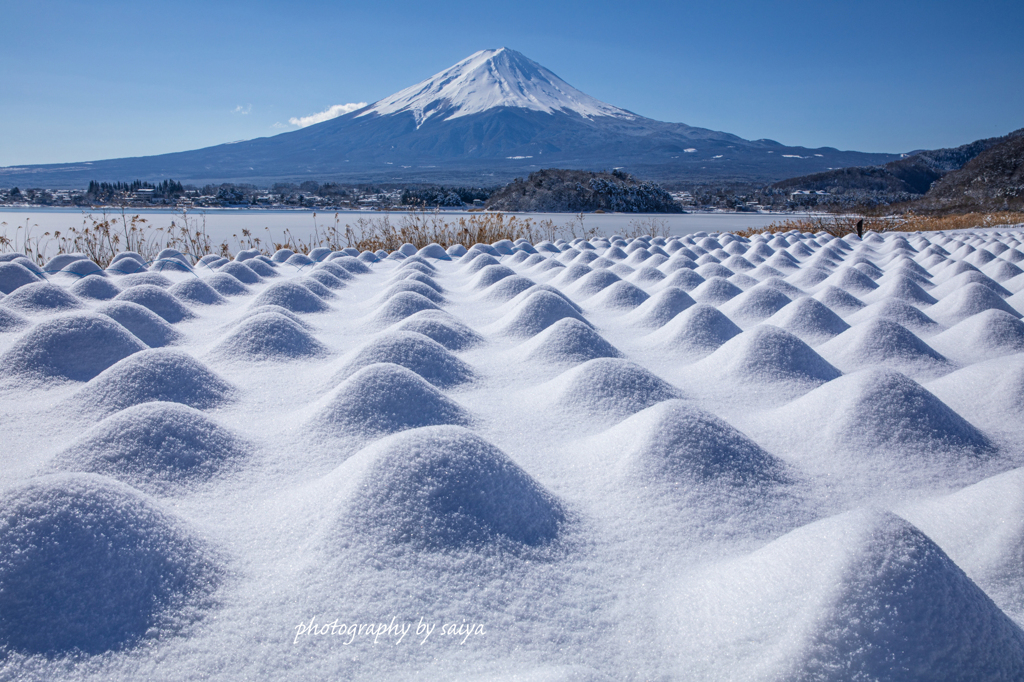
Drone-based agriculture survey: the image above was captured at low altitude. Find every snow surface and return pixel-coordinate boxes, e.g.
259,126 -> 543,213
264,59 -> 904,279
356,47 -> 637,127
4,227 -> 1024,679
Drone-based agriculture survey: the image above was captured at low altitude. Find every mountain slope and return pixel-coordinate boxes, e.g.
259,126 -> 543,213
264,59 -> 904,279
916,131 -> 1024,212
0,48 -> 900,188
771,130 -> 1021,205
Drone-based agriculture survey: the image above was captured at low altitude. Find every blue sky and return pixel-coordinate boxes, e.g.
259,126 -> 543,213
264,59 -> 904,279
1,0 -> 1022,166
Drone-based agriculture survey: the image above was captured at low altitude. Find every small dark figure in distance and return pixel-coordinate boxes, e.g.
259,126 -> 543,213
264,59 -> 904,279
856,219 -> 864,238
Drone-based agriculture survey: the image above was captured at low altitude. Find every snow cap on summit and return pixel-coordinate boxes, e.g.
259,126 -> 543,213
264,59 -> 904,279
357,48 -> 637,127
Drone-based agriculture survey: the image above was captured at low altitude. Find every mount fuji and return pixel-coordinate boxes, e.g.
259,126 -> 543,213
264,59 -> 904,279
1,48 -> 899,188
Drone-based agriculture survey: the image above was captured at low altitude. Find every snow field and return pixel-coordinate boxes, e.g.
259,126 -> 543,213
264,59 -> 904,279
2,227 -> 1024,679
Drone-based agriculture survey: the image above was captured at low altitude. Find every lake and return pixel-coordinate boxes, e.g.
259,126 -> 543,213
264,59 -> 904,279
0,207 -> 810,257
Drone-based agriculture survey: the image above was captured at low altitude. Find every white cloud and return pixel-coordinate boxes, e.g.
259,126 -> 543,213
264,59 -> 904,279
288,102 -> 367,128
233,104 -> 252,115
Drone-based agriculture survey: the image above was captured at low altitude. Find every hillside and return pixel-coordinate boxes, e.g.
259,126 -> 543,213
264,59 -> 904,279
915,131 -> 1024,212
771,132 -> 1016,206
484,169 -> 683,213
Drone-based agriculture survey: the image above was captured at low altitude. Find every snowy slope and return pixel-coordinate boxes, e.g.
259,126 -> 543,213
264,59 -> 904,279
3,225 -> 1024,679
356,47 -> 637,127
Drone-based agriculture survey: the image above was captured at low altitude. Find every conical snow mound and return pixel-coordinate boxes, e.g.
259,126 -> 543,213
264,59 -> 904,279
97,300 -> 183,348
337,426 -> 565,551
495,290 -> 590,337
72,348 -> 234,417
647,303 -> 742,358
334,331 -> 474,388
541,358 -> 683,422
611,400 -> 789,487
672,510 -> 1024,681
390,310 -> 483,351
517,317 -> 622,365
53,402 -> 248,494
1,313 -> 146,384
772,368 -> 992,466
251,281 -> 330,314
309,363 -> 472,440
210,312 -> 329,362
700,324 -> 841,388
0,473 -> 221,656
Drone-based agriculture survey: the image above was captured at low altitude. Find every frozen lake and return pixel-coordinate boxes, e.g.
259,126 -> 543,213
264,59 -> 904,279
0,208 -> 810,255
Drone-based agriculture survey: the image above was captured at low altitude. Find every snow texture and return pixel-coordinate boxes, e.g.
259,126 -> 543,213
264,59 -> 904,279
2,228 -> 1024,680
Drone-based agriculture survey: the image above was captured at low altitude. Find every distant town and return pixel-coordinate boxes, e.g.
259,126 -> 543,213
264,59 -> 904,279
0,178 -> 829,213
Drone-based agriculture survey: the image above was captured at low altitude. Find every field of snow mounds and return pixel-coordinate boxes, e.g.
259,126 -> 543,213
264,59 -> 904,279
3,228 -> 1024,679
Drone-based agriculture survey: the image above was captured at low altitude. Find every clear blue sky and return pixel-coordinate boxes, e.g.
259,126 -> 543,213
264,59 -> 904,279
2,0 -> 1022,166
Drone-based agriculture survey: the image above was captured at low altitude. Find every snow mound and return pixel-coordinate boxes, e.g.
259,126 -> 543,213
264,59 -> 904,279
818,318 -> 950,378
369,291 -> 442,328
864,274 -> 939,306
542,358 -> 683,422
72,348 -> 235,417
848,299 -> 943,336
494,290 -> 591,338
764,297 -> 850,345
774,369 -> 991,465
691,277 -> 742,306
647,303 -> 742,358
251,281 -> 330,314
0,281 -> 83,313
814,285 -> 866,315
337,426 -> 565,551
626,287 -> 695,328
0,473 -> 221,655
610,400 -> 789,488
334,331 -> 474,388
60,259 -> 106,278
1,314 -> 146,384
218,261 -> 263,284
114,285 -> 195,323
170,279 -> 227,306
69,275 -> 122,300
470,264 -> 516,290
671,510 -> 1024,681
588,280 -> 650,310
479,274 -> 537,302
717,284 -> 792,327
378,279 -> 445,305
0,262 -> 42,294
325,255 -> 370,274
391,310 -> 483,351
97,300 -> 182,348
927,282 -> 1021,326
698,325 -> 841,389
308,363 -> 472,441
53,402 -> 248,493
0,306 -> 30,333
516,318 -> 622,365
205,272 -> 251,296
118,272 -> 173,288
929,309 -> 1024,363
569,269 -> 621,298
659,268 -> 706,291
210,312 -> 328,362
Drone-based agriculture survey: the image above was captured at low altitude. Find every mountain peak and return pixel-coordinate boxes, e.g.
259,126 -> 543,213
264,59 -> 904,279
357,48 -> 637,127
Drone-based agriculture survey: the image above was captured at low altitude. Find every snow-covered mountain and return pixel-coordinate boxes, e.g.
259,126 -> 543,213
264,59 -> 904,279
0,48 -> 900,187
357,48 -> 636,127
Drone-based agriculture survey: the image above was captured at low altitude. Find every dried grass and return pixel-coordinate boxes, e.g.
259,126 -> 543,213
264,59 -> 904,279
2,208 -> 673,266
735,211 -> 1024,239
